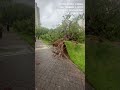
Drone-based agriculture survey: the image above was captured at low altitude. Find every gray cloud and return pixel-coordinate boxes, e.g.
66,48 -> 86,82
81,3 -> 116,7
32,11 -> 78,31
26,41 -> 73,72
36,0 -> 84,28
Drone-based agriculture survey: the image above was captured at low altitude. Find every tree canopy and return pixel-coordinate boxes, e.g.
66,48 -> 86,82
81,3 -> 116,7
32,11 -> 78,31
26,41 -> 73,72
86,0 -> 120,41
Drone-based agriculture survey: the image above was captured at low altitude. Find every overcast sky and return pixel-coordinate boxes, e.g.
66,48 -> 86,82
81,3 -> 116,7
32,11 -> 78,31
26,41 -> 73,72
35,0 -> 85,29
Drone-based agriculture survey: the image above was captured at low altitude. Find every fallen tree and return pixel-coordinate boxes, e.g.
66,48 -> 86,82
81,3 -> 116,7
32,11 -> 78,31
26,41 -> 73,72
52,38 -> 69,59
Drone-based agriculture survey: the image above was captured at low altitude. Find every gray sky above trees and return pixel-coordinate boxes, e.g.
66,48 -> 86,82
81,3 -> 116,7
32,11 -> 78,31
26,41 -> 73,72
36,0 -> 85,29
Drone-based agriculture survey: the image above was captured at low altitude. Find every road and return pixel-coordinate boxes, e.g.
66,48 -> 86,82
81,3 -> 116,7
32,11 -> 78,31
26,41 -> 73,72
35,40 -> 85,90
0,31 -> 35,89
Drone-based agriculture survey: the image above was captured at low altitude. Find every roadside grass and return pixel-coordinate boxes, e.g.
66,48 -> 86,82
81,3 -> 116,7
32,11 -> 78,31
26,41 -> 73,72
21,34 -> 34,47
65,41 -> 85,72
86,40 -> 120,90
14,30 -> 34,47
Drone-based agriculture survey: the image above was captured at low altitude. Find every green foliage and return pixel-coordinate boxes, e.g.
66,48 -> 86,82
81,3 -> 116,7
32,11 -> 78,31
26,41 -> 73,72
0,1 -> 34,45
86,0 -> 120,41
36,14 -> 85,43
13,18 -> 34,35
35,27 -> 49,40
12,17 -> 34,46
4,3 -> 35,46
0,3 -> 34,25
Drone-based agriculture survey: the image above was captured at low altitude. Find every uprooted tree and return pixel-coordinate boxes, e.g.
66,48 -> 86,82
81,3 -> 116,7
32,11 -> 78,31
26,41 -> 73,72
52,14 -> 85,58
36,14 -> 85,58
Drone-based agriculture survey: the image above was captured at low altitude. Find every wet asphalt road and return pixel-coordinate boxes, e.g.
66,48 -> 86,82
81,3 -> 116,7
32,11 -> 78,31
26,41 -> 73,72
0,31 -> 35,89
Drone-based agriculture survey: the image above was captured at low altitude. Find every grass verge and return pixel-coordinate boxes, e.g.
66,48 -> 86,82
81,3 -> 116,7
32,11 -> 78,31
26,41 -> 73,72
21,34 -> 34,46
86,40 -> 120,90
65,41 -> 85,72
14,30 -> 34,47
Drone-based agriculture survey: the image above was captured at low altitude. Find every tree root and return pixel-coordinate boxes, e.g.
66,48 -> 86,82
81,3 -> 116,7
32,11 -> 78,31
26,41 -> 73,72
52,38 -> 69,59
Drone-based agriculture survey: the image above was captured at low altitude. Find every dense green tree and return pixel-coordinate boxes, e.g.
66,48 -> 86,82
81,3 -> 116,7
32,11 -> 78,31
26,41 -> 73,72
86,0 -> 120,41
